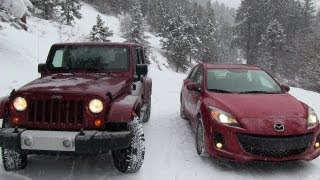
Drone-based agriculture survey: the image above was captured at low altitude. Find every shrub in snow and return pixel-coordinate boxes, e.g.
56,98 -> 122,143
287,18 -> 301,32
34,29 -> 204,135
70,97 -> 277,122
89,14 -> 113,42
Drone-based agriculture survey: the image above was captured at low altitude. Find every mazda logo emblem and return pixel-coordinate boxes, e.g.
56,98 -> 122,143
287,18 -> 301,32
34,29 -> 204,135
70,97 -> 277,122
274,123 -> 285,132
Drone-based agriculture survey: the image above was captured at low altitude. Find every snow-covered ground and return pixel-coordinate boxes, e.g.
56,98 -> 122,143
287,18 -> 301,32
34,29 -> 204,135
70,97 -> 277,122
1,3 -> 320,180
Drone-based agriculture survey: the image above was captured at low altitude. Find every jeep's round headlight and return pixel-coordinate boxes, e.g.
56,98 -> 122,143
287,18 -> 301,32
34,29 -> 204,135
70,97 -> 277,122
89,99 -> 103,114
308,107 -> 318,127
13,97 -> 27,111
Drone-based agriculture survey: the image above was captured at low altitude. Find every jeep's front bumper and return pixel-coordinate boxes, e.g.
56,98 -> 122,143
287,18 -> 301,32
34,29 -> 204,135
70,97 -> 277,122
0,128 -> 132,154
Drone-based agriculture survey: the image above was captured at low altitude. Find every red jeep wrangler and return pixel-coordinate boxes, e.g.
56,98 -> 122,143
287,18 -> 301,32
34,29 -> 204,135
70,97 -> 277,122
0,42 -> 152,173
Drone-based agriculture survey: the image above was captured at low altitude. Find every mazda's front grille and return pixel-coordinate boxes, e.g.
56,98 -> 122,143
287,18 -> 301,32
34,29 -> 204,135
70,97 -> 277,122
28,99 -> 84,126
237,133 -> 313,158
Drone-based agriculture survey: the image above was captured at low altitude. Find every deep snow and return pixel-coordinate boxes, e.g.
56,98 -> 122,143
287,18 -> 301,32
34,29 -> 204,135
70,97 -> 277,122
1,3 -> 320,180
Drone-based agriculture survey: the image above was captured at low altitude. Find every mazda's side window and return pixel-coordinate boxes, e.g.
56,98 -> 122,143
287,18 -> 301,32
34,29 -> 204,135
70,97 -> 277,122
193,68 -> 203,84
189,66 -> 199,80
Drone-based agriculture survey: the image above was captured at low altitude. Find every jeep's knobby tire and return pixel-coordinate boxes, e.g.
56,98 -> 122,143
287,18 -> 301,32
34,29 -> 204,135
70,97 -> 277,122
142,98 -> 151,123
196,120 -> 208,157
1,118 -> 28,171
180,98 -> 187,120
111,119 -> 145,173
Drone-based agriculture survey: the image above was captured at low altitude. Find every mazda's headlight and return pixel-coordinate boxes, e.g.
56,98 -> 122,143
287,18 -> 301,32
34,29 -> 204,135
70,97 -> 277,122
209,106 -> 239,126
13,97 -> 27,111
89,99 -> 103,114
308,107 -> 318,127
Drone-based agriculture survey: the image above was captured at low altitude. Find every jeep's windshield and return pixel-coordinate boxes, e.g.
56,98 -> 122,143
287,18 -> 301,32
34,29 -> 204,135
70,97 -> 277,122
49,46 -> 129,71
206,69 -> 283,94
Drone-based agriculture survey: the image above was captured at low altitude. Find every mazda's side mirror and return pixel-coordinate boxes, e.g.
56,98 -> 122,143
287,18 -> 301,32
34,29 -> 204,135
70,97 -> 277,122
281,84 -> 290,92
187,82 -> 200,92
136,64 -> 148,76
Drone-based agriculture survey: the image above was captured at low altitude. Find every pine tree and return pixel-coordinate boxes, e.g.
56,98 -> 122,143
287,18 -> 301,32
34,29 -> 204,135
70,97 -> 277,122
31,0 -> 57,20
59,0 -> 82,25
259,19 -> 286,72
89,14 -> 113,42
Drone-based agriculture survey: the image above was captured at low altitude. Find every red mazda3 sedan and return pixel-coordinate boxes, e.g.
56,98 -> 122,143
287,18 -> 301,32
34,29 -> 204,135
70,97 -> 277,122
180,64 -> 320,162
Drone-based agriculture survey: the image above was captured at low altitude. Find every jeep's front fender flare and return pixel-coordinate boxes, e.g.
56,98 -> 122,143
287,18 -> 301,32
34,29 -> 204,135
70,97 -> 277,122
0,96 -> 9,119
107,95 -> 140,123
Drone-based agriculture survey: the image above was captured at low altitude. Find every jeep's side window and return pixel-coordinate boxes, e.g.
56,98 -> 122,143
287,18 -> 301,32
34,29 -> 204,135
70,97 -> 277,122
193,67 -> 203,84
189,66 -> 199,80
52,50 -> 64,67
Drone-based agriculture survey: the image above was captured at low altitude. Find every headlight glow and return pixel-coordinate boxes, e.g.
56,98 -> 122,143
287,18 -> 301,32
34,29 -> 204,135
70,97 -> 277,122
209,106 -> 239,126
308,107 -> 318,127
89,99 -> 104,114
13,97 -> 27,111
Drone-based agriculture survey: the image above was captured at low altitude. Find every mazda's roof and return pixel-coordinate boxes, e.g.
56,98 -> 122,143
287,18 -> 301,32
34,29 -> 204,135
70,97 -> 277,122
204,64 -> 261,70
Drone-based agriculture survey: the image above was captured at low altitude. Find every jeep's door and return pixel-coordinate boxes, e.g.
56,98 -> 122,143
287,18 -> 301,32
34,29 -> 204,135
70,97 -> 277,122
131,47 -> 144,98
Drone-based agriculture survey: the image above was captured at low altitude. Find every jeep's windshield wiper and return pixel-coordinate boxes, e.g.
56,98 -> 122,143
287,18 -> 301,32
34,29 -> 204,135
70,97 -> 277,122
238,91 -> 278,94
208,89 -> 232,93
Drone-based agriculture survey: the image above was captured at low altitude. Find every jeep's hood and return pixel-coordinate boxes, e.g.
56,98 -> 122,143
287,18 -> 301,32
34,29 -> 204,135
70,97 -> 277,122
207,92 -> 308,119
17,73 -> 130,98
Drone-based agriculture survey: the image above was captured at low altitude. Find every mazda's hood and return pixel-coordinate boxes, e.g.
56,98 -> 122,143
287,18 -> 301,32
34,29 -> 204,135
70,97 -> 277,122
17,73 -> 130,98
207,92 -> 307,119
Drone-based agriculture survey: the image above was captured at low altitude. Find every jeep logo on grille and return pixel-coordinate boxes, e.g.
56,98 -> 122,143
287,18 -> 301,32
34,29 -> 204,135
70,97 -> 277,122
51,95 -> 62,99
274,123 -> 285,132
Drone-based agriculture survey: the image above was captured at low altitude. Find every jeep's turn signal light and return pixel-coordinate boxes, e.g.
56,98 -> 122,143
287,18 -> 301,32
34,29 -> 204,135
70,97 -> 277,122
11,116 -> 20,125
94,119 -> 102,127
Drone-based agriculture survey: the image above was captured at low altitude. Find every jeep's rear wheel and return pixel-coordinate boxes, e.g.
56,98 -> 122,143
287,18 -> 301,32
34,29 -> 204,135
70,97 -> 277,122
1,118 -> 28,171
111,119 -> 145,173
142,98 -> 151,123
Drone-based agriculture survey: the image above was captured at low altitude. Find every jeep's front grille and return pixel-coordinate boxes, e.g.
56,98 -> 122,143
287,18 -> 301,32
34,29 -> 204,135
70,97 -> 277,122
237,133 -> 313,158
28,99 -> 84,126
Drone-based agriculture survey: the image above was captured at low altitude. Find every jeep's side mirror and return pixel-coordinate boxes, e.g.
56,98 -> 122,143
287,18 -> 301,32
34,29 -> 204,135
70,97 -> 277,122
136,64 -> 148,76
187,82 -> 200,92
38,63 -> 46,74
281,84 -> 290,92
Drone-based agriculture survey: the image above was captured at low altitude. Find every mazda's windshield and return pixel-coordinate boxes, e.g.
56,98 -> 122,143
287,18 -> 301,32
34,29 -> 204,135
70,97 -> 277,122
49,46 -> 129,71
206,69 -> 283,94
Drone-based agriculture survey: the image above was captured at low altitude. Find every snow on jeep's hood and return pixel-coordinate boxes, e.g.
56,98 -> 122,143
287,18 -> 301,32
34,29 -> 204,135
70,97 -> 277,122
17,73 -> 130,98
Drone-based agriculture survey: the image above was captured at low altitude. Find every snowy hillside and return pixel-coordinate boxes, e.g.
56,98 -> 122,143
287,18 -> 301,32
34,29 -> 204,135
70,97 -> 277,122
1,3 -> 320,180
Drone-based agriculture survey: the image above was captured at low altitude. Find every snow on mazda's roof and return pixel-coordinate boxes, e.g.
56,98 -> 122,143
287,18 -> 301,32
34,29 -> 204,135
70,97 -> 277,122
204,64 -> 261,70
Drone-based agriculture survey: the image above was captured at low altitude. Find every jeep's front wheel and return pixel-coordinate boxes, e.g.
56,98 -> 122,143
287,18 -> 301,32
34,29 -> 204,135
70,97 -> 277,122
111,119 -> 145,173
1,118 -> 28,171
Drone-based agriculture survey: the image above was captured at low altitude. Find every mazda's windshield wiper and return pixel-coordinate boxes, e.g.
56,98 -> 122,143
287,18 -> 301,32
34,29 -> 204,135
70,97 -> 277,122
238,91 -> 278,94
208,89 -> 232,93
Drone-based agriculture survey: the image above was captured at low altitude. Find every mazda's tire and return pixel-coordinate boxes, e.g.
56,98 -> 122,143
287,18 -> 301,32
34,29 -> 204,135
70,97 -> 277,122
196,120 -> 208,157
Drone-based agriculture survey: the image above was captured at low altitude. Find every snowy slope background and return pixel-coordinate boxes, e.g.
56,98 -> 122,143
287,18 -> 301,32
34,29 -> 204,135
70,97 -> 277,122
215,0 -> 320,9
0,3 -> 320,180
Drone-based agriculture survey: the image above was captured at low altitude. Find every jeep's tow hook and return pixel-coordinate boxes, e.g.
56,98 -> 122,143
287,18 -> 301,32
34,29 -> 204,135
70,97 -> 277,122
79,128 -> 85,136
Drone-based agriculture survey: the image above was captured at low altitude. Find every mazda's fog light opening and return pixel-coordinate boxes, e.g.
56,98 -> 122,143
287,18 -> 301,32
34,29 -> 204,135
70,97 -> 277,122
23,137 -> 33,147
62,139 -> 73,148
315,142 -> 320,149
213,132 -> 224,150
216,143 -> 223,149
